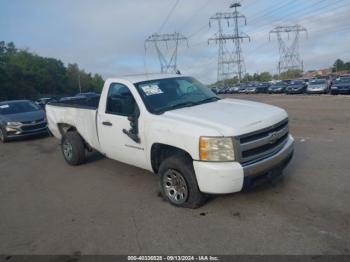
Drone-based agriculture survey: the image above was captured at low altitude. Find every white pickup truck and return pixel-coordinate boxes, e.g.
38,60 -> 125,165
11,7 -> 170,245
46,74 -> 294,208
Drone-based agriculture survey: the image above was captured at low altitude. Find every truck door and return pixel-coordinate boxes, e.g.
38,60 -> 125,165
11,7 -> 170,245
97,83 -> 147,169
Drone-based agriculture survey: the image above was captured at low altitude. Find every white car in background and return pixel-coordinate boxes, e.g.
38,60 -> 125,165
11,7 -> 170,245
306,79 -> 329,94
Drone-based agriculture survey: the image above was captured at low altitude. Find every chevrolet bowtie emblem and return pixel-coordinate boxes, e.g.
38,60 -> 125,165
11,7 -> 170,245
269,132 -> 279,144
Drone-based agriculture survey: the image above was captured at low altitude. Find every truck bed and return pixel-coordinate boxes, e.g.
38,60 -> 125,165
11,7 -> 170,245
46,99 -> 102,152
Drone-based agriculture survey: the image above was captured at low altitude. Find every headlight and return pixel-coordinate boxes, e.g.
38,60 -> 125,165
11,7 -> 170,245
6,122 -> 22,126
199,137 -> 235,161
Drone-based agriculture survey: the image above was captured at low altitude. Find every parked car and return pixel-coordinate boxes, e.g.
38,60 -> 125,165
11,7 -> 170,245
211,87 -> 219,94
285,80 -> 307,94
46,74 -> 294,208
268,82 -> 287,94
35,97 -> 58,109
229,85 -> 240,94
216,87 -> 228,94
306,79 -> 329,94
221,86 -> 231,94
256,82 -> 270,93
59,95 -> 87,103
238,83 -> 249,93
76,92 -> 100,98
330,77 -> 350,95
244,82 -> 260,93
0,100 -> 48,142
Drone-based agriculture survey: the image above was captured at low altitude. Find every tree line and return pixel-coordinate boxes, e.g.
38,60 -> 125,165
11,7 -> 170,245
212,69 -> 305,87
0,41 -> 104,101
212,57 -> 350,87
333,59 -> 350,72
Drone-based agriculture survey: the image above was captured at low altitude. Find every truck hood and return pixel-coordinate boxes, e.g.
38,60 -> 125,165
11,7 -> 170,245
163,98 -> 288,136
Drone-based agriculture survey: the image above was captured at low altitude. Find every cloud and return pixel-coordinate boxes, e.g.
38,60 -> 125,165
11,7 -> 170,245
1,0 -> 349,84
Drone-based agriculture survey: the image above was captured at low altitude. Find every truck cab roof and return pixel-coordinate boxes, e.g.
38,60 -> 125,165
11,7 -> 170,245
110,73 -> 184,84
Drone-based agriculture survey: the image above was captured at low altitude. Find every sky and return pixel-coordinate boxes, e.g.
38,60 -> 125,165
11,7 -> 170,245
1,0 -> 350,84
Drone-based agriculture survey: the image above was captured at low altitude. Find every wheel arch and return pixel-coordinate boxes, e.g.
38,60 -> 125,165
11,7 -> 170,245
150,143 -> 193,174
57,123 -> 77,136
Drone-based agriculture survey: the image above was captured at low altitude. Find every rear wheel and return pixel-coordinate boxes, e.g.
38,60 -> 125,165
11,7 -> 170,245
159,153 -> 206,208
61,132 -> 86,165
0,126 -> 8,143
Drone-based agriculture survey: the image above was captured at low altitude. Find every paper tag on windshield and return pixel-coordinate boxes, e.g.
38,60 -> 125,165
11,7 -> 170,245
141,84 -> 163,96
0,105 -> 9,109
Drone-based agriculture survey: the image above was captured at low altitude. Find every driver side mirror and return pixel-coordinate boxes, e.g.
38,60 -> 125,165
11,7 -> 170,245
123,105 -> 140,143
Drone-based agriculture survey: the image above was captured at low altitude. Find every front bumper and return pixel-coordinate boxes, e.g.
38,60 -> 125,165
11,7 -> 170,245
331,87 -> 350,94
242,135 -> 294,177
286,89 -> 304,94
307,88 -> 327,94
5,122 -> 48,138
193,135 -> 294,194
269,89 -> 284,93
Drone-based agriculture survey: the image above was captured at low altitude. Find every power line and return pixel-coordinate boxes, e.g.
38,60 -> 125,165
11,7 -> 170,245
177,0 -> 211,32
157,0 -> 180,33
248,0 -> 345,34
248,0 -> 297,25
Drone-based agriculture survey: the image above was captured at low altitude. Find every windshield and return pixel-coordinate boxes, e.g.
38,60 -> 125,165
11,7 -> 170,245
135,77 -> 220,114
0,101 -> 41,115
310,79 -> 326,85
271,82 -> 285,87
335,77 -> 350,84
290,80 -> 304,85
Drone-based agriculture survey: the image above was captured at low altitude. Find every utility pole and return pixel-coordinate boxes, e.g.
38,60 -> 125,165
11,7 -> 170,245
269,24 -> 308,76
208,1 -> 250,85
78,72 -> 82,94
145,32 -> 188,73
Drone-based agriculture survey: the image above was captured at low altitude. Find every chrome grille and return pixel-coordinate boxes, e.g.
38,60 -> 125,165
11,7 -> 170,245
234,119 -> 289,165
21,119 -> 45,124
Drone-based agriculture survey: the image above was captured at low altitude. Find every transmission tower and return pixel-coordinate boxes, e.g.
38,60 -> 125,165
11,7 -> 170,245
208,2 -> 250,84
145,32 -> 188,73
269,25 -> 308,75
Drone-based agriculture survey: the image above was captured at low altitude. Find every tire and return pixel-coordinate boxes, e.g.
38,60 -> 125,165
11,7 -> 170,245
158,153 -> 206,208
0,126 -> 8,143
61,132 -> 86,165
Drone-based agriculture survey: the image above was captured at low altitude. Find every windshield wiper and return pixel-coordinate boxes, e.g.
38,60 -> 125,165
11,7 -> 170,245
156,97 -> 220,114
156,101 -> 198,114
195,96 -> 221,105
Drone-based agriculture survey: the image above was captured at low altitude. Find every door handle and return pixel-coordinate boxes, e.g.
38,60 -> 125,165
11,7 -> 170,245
102,121 -> 112,126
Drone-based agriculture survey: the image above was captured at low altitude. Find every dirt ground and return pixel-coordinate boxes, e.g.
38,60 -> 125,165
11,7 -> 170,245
0,94 -> 349,255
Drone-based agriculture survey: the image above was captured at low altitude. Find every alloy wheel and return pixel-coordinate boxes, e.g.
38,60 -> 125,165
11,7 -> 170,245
63,140 -> 73,160
162,169 -> 188,205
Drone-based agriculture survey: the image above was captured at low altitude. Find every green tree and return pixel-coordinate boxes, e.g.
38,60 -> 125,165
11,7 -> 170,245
0,41 -> 104,100
333,59 -> 345,72
344,62 -> 350,71
279,69 -> 303,80
259,72 -> 273,82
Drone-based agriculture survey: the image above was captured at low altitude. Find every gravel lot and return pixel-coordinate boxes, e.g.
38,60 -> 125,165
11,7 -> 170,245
0,94 -> 349,255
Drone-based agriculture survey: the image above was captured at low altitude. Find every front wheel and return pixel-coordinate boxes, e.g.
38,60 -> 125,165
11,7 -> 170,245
61,132 -> 86,165
159,154 -> 206,208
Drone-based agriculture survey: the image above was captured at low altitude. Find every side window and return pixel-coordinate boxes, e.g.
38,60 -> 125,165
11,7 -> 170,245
106,83 -> 137,116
